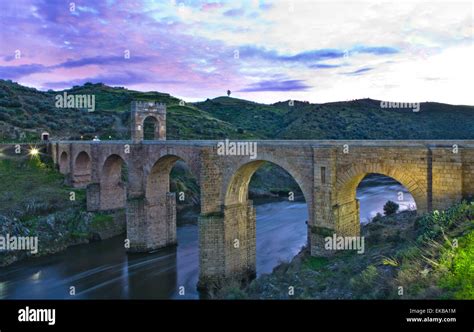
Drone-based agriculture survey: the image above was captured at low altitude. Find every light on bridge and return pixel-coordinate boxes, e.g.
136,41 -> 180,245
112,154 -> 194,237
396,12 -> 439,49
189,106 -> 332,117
29,148 -> 40,157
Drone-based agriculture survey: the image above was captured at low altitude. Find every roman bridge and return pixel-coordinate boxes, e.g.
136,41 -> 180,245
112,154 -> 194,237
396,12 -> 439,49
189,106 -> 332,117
48,102 -> 474,289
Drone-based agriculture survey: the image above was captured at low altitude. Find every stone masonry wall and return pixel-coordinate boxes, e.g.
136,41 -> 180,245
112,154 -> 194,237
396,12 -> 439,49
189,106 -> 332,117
50,140 -> 474,286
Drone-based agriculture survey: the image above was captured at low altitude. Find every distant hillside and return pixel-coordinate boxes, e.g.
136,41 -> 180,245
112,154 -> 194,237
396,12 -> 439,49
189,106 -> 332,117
273,99 -> 474,139
194,96 -> 286,138
0,80 -> 255,141
0,79 -> 473,142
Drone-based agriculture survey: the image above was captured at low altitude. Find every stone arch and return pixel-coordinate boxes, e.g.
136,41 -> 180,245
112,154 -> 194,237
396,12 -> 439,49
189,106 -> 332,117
73,151 -> 91,188
59,151 -> 69,174
333,164 -> 428,236
224,158 -> 311,219
100,154 -> 127,210
143,116 -> 159,141
336,164 -> 427,213
146,155 -> 182,203
211,159 -> 310,287
145,153 -> 200,201
144,154 -> 199,248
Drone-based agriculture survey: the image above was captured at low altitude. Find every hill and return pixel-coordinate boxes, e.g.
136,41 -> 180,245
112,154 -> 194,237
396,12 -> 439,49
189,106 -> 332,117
1,80 -> 473,142
0,80 -> 257,141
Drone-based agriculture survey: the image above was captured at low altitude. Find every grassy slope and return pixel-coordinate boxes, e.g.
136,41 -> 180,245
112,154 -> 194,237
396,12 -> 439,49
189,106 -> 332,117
194,97 -> 286,138
167,104 -> 258,140
0,146 -> 126,265
0,146 -> 84,219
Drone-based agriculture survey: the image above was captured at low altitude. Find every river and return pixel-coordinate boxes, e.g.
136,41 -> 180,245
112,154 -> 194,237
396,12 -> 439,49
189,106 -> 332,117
0,174 -> 414,299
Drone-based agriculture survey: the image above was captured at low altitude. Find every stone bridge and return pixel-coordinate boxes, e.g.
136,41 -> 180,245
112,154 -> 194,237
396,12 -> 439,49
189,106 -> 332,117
49,101 -> 474,289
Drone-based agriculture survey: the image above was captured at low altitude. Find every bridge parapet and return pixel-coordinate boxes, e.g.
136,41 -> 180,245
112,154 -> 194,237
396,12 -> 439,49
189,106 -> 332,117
131,100 -> 166,114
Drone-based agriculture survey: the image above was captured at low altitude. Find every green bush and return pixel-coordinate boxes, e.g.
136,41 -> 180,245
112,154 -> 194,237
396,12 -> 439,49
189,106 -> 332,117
350,265 -> 379,298
439,232 -> 474,299
416,201 -> 474,242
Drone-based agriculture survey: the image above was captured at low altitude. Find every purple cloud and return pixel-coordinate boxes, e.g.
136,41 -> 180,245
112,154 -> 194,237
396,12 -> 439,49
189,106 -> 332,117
238,79 -> 311,92
223,8 -> 246,17
238,45 -> 398,65
0,0 -> 412,102
0,64 -> 50,80
43,71 -> 184,90
55,55 -> 149,69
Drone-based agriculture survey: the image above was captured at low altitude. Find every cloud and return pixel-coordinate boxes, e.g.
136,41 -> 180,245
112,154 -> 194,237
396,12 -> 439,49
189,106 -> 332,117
54,55 -> 148,69
223,8 -> 245,17
239,46 -> 342,63
238,45 -> 397,65
0,56 -> 149,80
310,63 -> 343,69
42,71 -> 184,89
351,46 -> 399,56
0,64 -> 50,79
342,67 -> 373,76
238,79 -> 311,92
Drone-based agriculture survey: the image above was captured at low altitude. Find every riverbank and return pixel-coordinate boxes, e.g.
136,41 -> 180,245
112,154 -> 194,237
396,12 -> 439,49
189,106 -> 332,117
0,208 -> 126,267
0,148 -> 126,266
219,202 -> 474,299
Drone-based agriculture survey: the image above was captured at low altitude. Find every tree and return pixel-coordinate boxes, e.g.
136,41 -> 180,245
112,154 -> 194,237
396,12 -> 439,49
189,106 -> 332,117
227,90 -> 231,97
383,200 -> 399,216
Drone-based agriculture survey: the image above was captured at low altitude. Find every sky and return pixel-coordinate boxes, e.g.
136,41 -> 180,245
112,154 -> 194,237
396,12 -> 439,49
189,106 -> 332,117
0,0 -> 473,104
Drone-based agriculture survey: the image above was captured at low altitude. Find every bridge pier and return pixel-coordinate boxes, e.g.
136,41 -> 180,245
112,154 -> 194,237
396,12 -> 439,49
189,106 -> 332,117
86,182 -> 126,211
86,183 -> 101,211
125,193 -> 177,252
198,201 -> 256,292
309,200 -> 361,257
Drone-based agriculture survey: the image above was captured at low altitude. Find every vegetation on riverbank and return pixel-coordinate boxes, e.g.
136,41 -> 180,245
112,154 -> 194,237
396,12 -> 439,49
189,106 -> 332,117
0,147 -> 124,266
219,201 -> 474,299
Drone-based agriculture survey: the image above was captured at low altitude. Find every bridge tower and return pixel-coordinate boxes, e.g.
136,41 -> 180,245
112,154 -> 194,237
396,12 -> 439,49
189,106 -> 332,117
131,101 -> 166,142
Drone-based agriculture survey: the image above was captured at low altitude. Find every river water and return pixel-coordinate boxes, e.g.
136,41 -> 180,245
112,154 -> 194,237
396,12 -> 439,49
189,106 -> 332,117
0,174 -> 414,299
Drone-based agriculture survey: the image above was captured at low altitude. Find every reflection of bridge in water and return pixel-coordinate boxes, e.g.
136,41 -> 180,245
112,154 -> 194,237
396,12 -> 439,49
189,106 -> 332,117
50,101 -> 474,290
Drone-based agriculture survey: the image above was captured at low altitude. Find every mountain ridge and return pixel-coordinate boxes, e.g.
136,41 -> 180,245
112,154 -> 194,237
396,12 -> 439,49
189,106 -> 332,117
0,79 -> 473,142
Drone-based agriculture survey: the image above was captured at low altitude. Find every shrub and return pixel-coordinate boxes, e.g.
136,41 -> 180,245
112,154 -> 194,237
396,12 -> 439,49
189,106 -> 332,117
372,212 -> 383,222
439,232 -> 474,299
383,200 -> 399,216
416,201 -> 474,242
350,265 -> 379,298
